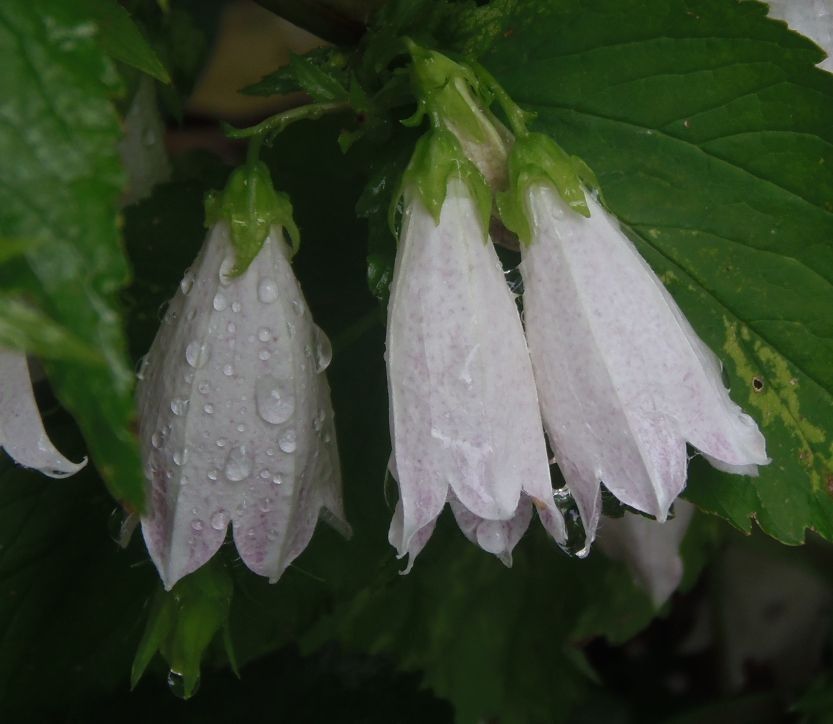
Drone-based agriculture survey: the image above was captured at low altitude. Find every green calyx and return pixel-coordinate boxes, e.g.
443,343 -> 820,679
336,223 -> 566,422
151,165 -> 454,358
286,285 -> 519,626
205,161 -> 300,275
497,132 -> 598,246
396,127 -> 492,238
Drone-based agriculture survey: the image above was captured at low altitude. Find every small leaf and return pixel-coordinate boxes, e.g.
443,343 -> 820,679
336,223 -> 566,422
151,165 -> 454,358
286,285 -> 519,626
81,0 -> 170,83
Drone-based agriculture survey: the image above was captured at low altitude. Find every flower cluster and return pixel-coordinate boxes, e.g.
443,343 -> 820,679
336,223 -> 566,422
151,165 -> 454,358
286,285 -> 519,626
383,45 -> 768,572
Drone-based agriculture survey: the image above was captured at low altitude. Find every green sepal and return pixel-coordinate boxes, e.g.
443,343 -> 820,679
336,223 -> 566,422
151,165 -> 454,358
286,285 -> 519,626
406,41 -> 488,144
130,560 -> 234,699
205,161 -> 300,274
396,128 -> 492,239
497,133 -> 596,246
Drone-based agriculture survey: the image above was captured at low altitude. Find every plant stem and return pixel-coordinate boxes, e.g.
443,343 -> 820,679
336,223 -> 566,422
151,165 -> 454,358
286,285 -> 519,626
223,101 -> 351,141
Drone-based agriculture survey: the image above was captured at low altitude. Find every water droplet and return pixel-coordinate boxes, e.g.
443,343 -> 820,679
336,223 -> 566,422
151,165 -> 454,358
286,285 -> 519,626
231,301 -> 241,313
287,320 -> 296,338
185,341 -> 210,368
216,438 -> 227,448
313,326 -> 333,373
179,270 -> 195,295
259,469 -> 271,480
183,371 -> 194,384
136,355 -> 150,381
236,423 -> 246,433
272,474 -> 283,485
198,381 -> 210,395
258,278 -> 278,303
227,321 -> 236,334
170,398 -> 189,416
210,509 -> 229,530
173,448 -> 189,466
151,431 -> 162,449
207,469 -> 218,481
255,374 -> 295,425
279,429 -> 297,453
258,498 -> 272,512
266,448 -> 275,457
258,349 -> 271,361
223,364 -> 234,377
257,327 -> 271,342
167,670 -> 199,699
191,518 -> 203,531
203,403 -> 214,414
224,444 -> 252,482
213,292 -> 228,311
219,256 -> 235,286
291,298 -> 304,316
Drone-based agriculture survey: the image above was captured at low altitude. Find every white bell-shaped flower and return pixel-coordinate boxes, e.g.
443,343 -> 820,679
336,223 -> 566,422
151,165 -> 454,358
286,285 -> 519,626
597,500 -> 695,607
138,163 -> 348,589
0,349 -> 86,477
386,130 -> 566,568
520,181 -> 768,544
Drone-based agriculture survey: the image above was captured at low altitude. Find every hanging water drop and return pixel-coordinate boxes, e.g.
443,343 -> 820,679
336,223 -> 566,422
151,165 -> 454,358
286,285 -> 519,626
179,270 -> 195,295
258,278 -> 278,303
279,429 -> 297,453
255,374 -> 295,425
185,341 -> 210,368
313,325 -> 333,373
224,444 -> 252,482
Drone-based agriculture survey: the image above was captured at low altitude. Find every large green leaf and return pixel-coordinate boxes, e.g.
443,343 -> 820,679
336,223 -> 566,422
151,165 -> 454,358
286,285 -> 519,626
486,0 -> 833,543
0,1 -> 143,507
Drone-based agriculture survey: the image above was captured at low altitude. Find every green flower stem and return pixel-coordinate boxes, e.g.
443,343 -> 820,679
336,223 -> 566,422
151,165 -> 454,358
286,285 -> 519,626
223,101 -> 351,141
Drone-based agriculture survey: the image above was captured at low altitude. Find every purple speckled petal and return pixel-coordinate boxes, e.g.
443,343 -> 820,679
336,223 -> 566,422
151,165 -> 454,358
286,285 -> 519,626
0,350 -> 86,478
138,223 -> 347,589
386,179 -> 564,565
597,500 -> 696,607
522,185 -> 768,544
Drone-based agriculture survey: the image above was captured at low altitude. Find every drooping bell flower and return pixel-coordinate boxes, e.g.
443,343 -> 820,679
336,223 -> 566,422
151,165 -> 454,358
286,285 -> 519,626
499,133 -> 769,547
597,500 -> 695,607
0,349 -> 86,477
138,161 -> 349,590
386,129 -> 566,569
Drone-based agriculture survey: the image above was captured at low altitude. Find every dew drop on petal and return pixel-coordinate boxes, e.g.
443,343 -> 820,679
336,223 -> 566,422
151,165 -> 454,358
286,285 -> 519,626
198,381 -> 210,395
207,469 -> 218,481
258,349 -> 271,361
231,302 -> 241,313
180,270 -> 195,295
272,474 -> 283,485
258,278 -> 278,303
255,374 -> 295,425
203,403 -> 214,414
259,469 -> 271,480
173,448 -> 189,466
210,509 -> 229,531
257,327 -> 271,342
191,518 -> 204,531
279,429 -> 297,453
219,257 -> 235,286
224,444 -> 252,482
185,341 -> 210,368
151,431 -> 162,449
223,364 -> 234,377
213,292 -> 228,311
313,326 -> 333,373
170,398 -> 189,416
258,498 -> 272,513
227,321 -> 236,334
291,298 -> 304,316
216,438 -> 227,448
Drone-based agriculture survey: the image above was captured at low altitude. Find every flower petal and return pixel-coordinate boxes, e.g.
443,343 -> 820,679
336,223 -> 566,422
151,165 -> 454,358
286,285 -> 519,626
139,223 -> 346,588
0,349 -> 86,477
522,185 -> 768,542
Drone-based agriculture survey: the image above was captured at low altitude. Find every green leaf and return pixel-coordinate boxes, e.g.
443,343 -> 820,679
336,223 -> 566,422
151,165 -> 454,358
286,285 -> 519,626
0,1 -> 143,507
0,295 -> 104,365
243,47 -> 351,97
81,0 -> 170,83
486,0 -> 833,543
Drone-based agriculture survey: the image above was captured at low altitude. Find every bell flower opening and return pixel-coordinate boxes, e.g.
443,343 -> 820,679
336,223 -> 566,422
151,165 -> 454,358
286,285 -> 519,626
138,219 -> 348,590
0,349 -> 86,478
386,174 -> 566,569
520,183 -> 768,544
